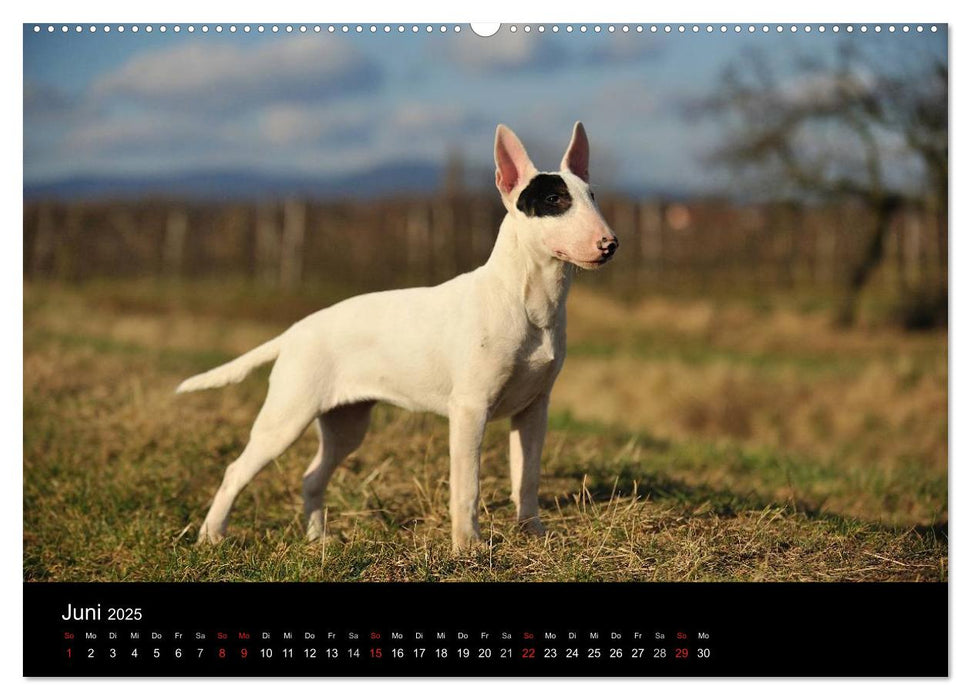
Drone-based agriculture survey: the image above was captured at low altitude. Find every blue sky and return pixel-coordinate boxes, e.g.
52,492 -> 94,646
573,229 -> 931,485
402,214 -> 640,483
23,24 -> 947,195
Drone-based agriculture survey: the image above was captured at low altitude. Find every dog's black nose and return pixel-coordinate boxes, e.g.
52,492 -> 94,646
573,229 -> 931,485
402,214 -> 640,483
599,235 -> 618,257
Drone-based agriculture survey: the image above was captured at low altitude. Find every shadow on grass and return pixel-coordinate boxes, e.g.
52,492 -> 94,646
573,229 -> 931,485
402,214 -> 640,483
546,463 -> 947,541
543,412 -> 948,542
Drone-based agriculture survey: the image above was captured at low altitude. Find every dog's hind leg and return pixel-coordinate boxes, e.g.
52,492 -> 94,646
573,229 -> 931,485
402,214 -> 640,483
197,370 -> 320,545
303,401 -> 375,541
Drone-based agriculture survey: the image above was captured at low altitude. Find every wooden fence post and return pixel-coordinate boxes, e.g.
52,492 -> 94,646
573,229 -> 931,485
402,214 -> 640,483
256,203 -> 280,287
469,199 -> 493,267
31,204 -> 56,277
638,201 -> 664,286
814,210 -> 837,285
54,206 -> 81,281
406,204 -> 432,283
280,199 -> 306,290
612,200 -> 638,291
904,210 -> 925,286
431,199 -> 455,281
163,209 -> 188,278
883,211 -> 907,295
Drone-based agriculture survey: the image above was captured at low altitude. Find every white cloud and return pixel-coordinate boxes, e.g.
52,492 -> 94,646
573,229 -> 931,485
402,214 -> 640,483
48,92 -> 491,179
389,102 -> 481,133
254,98 -> 484,147
256,102 -> 374,146
595,79 -> 659,119
441,32 -> 561,73
584,34 -> 665,65
438,31 -> 664,76
92,36 -> 381,112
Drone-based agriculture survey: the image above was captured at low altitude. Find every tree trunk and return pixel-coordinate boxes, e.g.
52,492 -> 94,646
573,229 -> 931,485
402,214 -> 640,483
834,196 -> 902,326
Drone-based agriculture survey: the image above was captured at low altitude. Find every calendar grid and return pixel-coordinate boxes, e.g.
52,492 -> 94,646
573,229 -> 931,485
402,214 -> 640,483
24,582 -> 947,677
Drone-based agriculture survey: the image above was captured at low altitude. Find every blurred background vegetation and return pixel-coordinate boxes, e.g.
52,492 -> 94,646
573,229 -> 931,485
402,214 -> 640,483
25,36 -> 947,329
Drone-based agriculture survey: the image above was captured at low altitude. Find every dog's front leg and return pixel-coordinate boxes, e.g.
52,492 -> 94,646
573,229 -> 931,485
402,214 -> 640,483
447,402 -> 487,553
510,393 -> 549,536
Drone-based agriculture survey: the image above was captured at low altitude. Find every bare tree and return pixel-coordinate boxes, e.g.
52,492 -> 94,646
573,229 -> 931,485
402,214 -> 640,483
695,44 -> 947,326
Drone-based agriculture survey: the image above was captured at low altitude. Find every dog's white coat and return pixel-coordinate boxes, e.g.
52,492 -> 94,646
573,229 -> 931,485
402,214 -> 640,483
178,123 -> 618,552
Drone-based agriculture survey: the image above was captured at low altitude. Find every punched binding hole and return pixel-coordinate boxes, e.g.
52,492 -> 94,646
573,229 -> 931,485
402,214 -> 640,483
470,23 -> 501,37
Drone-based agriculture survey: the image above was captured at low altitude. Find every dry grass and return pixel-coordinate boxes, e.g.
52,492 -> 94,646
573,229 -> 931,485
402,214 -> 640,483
23,281 -> 947,582
560,292 -> 947,474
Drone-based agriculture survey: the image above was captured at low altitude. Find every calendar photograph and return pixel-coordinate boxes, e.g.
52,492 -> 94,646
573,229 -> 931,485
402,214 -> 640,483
24,22 -> 947,593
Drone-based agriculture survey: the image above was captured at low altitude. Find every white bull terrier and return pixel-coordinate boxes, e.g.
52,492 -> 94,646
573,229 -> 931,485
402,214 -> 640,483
178,122 -> 619,552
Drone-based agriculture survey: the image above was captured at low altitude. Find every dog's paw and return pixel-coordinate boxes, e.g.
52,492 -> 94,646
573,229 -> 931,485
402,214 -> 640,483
450,530 -> 483,556
196,523 -> 225,546
518,517 -> 546,537
306,511 -> 325,541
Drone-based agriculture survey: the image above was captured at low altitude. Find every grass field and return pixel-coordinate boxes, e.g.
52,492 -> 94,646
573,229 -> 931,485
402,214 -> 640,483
23,280 -> 947,582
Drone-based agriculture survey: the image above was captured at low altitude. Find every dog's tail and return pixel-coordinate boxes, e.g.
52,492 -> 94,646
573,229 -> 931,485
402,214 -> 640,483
176,336 -> 283,394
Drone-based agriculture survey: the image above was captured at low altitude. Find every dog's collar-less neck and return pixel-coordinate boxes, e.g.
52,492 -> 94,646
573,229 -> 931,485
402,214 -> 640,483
487,215 -> 572,329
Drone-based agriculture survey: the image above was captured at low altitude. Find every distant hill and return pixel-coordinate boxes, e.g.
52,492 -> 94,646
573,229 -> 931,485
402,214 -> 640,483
23,161 -> 445,202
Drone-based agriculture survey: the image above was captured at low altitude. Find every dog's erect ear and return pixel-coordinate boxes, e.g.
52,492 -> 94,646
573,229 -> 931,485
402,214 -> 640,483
560,121 -> 590,183
495,124 -> 537,196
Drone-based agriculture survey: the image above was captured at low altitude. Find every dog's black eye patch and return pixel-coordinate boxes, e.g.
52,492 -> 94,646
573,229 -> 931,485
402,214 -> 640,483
516,174 -> 573,217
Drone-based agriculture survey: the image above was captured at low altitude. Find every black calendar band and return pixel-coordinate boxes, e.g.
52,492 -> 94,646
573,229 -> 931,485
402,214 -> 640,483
23,582 -> 947,677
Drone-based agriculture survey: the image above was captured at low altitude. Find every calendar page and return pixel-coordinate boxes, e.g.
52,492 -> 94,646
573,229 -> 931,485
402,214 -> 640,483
22,20 -> 948,677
